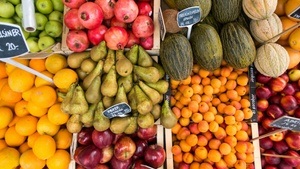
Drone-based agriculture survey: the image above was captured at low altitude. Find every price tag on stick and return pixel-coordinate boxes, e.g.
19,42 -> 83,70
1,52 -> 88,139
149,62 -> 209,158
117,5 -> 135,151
0,22 -> 29,58
270,115 -> 300,132
177,6 -> 201,40
289,6 -> 300,21
103,102 -> 131,119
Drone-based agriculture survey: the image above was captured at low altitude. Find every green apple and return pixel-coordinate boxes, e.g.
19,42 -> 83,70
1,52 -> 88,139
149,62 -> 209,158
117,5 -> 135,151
8,0 -> 21,5
38,35 -> 55,50
288,69 -> 300,81
26,37 -> 40,53
35,0 -> 53,15
29,30 -> 41,37
39,30 -> 48,38
15,4 -> 23,18
45,20 -> 62,38
35,13 -> 48,30
0,17 -> 16,24
48,10 -> 63,23
0,1 -> 15,19
51,0 -> 64,12
13,14 -> 22,24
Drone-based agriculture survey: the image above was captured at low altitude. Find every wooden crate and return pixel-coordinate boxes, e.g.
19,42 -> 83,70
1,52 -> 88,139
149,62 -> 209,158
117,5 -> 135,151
61,0 -> 161,56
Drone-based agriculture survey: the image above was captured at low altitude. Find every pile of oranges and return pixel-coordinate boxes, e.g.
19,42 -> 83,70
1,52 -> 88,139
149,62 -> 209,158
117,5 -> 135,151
170,61 -> 254,169
0,54 -> 78,169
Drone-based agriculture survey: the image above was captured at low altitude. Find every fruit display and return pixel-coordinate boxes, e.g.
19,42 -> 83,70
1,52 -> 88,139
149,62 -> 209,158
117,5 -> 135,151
0,0 -> 64,53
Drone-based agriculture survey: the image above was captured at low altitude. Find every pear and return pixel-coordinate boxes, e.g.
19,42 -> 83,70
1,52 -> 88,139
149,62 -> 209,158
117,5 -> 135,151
85,76 -> 101,104
61,82 -> 76,114
134,84 -> 153,115
160,100 -> 177,129
82,60 -> 104,90
66,114 -> 82,133
113,84 -> 128,105
110,117 -> 131,134
125,44 -> 138,64
103,49 -> 115,73
151,104 -> 161,120
133,65 -> 160,83
117,73 -> 133,93
124,116 -> 138,134
67,51 -> 90,69
81,103 -> 97,127
127,88 -> 137,110
69,85 -> 89,115
101,66 -> 118,97
138,80 -> 162,105
115,50 -> 133,77
80,58 -> 97,74
76,68 -> 88,80
152,61 -> 165,79
90,41 -> 107,61
93,101 -> 110,131
137,45 -> 153,67
137,113 -> 155,129
145,80 -> 169,94
102,96 -> 114,109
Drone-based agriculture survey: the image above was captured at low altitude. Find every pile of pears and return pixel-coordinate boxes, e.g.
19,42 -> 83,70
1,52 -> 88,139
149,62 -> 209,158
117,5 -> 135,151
60,42 -> 177,135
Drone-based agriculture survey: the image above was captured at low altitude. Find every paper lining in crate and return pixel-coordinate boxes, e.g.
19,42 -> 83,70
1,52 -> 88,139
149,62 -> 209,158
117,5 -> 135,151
61,0 -> 161,56
68,120 -> 167,169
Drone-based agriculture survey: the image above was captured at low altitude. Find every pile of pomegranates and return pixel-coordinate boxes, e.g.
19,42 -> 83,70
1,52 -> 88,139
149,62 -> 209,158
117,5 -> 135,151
74,124 -> 166,169
256,69 -> 300,169
63,0 -> 155,52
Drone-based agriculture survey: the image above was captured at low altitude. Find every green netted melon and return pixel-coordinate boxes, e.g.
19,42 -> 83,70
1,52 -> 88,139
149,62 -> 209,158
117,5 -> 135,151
220,22 -> 256,69
159,34 -> 193,80
190,24 -> 223,71
211,0 -> 242,24
201,13 -> 223,33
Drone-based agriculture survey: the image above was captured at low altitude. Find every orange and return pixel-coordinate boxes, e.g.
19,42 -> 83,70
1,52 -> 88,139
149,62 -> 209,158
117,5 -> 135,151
8,68 -> 35,92
0,147 -> 20,169
4,126 -> 26,147
53,68 -> 78,92
37,115 -> 60,136
14,100 -> 29,117
0,62 -> 7,79
0,140 -> 7,151
18,142 -> 30,153
0,107 -> 13,129
46,149 -> 70,169
45,53 -> 68,74
280,16 -> 299,40
27,132 -> 41,148
27,100 -> 48,117
0,82 -> 22,103
29,58 -> 46,72
285,46 -> 300,69
289,28 -> 300,51
34,71 -> 54,87
47,103 -> 70,125
32,134 -> 56,160
275,0 -> 288,16
53,128 -> 72,149
20,149 -> 46,169
5,58 -> 29,75
15,115 -> 38,136
285,0 -> 300,21
0,127 -> 7,139
30,85 -> 57,108
22,87 -> 36,101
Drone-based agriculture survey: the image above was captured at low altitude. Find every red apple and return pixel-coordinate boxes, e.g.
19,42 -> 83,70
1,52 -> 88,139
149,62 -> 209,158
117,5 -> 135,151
266,104 -> 285,119
257,111 -> 264,123
264,165 -> 278,169
273,140 -> 289,154
262,117 -> 275,130
64,9 -> 85,30
144,144 -> 166,168
269,77 -> 287,92
110,155 -> 132,169
257,99 -> 269,112
283,150 -> 300,167
78,2 -> 104,29
269,131 -> 285,142
87,25 -> 108,45
258,125 -> 267,135
285,131 -> 300,150
280,95 -> 298,111
282,83 -> 296,95
137,124 -> 157,140
280,73 -> 289,82
132,159 -> 153,169
256,86 -> 272,99
294,91 -> 300,104
92,129 -> 115,149
133,139 -> 148,159
291,81 -> 300,92
256,73 -> 272,84
66,30 -> 89,52
63,0 -> 86,9
77,127 -> 93,145
177,162 -> 189,169
294,107 -> 300,118
269,94 -> 282,104
77,144 -> 102,169
99,145 -> 113,164
259,137 -> 273,150
264,149 -> 281,165
278,162 -> 293,169
114,136 -> 136,161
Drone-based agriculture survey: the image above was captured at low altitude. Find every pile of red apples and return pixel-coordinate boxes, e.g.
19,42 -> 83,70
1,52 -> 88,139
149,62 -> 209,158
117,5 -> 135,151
256,69 -> 300,169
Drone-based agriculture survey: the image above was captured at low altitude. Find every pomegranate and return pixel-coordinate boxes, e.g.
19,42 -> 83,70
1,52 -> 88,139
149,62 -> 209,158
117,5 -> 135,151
139,35 -> 153,50
78,2 -> 104,30
87,24 -> 108,45
104,26 -> 129,50
110,16 -> 127,29
64,9 -> 84,30
132,15 -> 154,38
114,0 -> 139,23
66,30 -> 89,52
95,0 -> 116,20
126,30 -> 140,48
63,0 -> 86,9
137,1 -> 152,16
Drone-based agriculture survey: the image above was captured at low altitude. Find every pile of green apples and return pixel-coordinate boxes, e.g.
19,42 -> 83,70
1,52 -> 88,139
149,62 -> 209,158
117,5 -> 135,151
0,0 -> 64,53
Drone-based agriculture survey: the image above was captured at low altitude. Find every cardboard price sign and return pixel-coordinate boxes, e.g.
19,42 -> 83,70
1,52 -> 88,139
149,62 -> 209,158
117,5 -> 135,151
103,102 -> 131,119
0,22 -> 29,58
270,115 -> 300,132
177,6 -> 201,39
